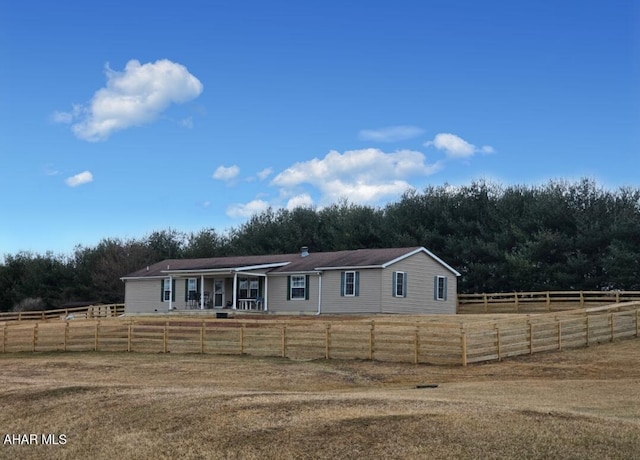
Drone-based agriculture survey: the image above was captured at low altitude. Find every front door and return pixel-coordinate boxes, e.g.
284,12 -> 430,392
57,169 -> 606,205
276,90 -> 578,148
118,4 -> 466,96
213,279 -> 225,308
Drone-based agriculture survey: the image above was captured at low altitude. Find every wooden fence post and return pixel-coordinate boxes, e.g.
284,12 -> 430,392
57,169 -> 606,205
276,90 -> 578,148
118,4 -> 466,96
585,316 -> 590,347
240,324 -> 245,354
94,321 -> 99,351
413,325 -> 420,365
496,325 -> 501,361
460,327 -> 467,367
636,309 -> 639,338
610,313 -> 614,342
325,323 -> 331,360
580,291 -> 584,307
368,321 -> 375,360
529,322 -> 533,355
163,322 -> 168,354
64,321 -> 69,352
127,323 -> 132,352
33,323 -> 38,352
200,322 -> 205,354
546,291 -> 551,312
515,292 -> 519,313
483,294 -> 488,313
2,323 -> 6,353
557,322 -> 562,351
281,325 -> 287,358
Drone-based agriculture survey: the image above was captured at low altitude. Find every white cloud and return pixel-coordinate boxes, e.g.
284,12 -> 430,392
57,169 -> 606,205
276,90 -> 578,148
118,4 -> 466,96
425,133 -> 495,159
271,148 -> 441,205
65,171 -> 93,187
358,125 -> 424,142
226,199 -> 270,218
212,165 -> 240,181
286,193 -> 314,210
257,167 -> 273,180
54,59 -> 203,141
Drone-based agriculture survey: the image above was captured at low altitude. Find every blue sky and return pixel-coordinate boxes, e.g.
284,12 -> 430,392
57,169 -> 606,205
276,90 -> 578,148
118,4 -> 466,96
1,1 -> 639,257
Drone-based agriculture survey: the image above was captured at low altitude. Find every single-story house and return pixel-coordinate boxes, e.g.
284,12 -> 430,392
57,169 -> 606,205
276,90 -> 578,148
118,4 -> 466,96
121,246 -> 460,315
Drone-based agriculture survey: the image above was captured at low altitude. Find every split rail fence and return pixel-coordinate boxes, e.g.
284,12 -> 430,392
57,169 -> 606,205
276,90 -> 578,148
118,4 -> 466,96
1,302 -> 639,366
0,304 -> 124,322
457,290 -> 640,314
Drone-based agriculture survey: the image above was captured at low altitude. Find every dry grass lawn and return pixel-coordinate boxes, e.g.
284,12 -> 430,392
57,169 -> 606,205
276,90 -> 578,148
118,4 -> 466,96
1,339 -> 639,459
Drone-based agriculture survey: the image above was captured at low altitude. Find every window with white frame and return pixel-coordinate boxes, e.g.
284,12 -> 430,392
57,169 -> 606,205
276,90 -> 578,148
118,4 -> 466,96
394,271 -> 406,297
344,271 -> 356,296
187,278 -> 197,300
238,279 -> 248,298
249,279 -> 259,298
163,278 -> 172,301
290,275 -> 306,300
435,275 -> 447,301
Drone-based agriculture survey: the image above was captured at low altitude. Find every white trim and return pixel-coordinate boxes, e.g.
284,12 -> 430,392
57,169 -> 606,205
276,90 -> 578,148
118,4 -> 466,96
343,271 -> 357,297
394,271 -> 406,297
436,275 -> 446,301
382,247 -> 461,276
317,272 -> 322,315
289,275 -> 307,300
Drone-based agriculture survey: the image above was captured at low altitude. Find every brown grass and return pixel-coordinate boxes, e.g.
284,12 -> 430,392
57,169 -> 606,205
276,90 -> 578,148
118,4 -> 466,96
1,339 -> 639,459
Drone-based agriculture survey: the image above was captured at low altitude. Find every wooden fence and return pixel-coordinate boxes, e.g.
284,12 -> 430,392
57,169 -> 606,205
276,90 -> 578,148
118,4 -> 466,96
457,291 -> 640,314
0,304 -> 124,322
1,302 -> 638,366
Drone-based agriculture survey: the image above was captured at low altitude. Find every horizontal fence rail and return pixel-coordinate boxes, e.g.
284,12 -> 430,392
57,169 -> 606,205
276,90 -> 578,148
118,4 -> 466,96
0,304 -> 124,322
1,302 -> 638,366
457,291 -> 640,314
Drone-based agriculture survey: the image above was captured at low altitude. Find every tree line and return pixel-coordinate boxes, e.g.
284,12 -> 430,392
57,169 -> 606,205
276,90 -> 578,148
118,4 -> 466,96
2,178 -> 640,311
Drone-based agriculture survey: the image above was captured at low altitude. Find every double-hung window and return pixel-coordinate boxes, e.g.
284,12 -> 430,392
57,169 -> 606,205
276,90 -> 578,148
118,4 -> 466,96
290,275 -> 306,300
340,271 -> 359,297
435,276 -> 447,301
161,278 -> 175,302
187,278 -> 198,301
344,271 -> 356,296
393,271 -> 406,297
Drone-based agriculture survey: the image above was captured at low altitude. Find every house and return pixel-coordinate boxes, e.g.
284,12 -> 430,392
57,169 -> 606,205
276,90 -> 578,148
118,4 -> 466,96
120,246 -> 460,315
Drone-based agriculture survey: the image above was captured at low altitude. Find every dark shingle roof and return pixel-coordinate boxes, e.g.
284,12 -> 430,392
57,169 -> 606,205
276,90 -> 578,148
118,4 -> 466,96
122,246 -> 460,278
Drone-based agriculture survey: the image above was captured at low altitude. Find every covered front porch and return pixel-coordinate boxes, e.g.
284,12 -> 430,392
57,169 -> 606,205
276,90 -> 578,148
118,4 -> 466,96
163,270 -> 268,312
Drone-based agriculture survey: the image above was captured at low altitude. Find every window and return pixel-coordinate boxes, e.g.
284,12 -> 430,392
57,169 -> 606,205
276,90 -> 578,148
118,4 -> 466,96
239,278 -> 260,299
187,278 -> 198,301
290,275 -> 306,300
393,271 -> 406,297
161,278 -> 175,302
249,279 -> 259,298
340,271 -> 359,297
238,279 -> 248,298
435,276 -> 447,301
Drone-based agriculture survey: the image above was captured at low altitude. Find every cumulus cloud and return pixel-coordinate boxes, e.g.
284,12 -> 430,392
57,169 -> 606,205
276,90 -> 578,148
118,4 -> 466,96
226,199 -> 270,218
271,148 -> 441,205
358,125 -> 425,142
286,193 -> 314,210
212,165 -> 240,181
425,133 -> 494,159
54,59 -> 203,141
65,171 -> 93,187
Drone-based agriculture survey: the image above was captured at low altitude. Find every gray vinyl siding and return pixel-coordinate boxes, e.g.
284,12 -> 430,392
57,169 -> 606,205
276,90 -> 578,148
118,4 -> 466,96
266,274 -> 319,313
125,279 -> 170,314
381,251 -> 457,314
319,269 -> 382,314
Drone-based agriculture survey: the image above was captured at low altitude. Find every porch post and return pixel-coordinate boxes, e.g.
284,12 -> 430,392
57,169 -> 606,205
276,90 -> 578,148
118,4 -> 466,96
169,275 -> 173,311
264,276 -> 268,311
232,272 -> 238,310
200,274 -> 205,310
